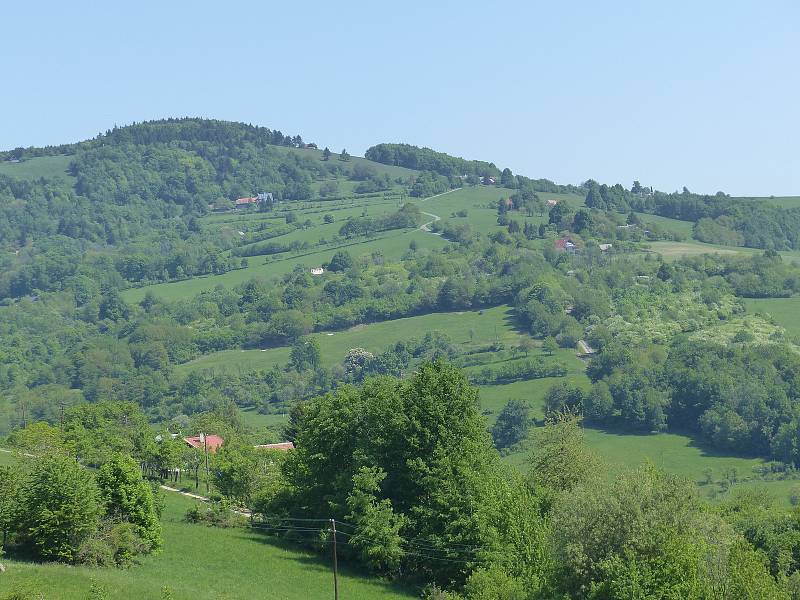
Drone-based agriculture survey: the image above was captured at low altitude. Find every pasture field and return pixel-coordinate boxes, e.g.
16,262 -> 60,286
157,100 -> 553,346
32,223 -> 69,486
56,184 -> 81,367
177,305 -> 533,375
649,239 -> 800,263
648,240 -> 750,259
0,155 -> 75,182
736,195 -> 800,209
478,373 -> 591,422
0,491 -> 414,600
635,212 -> 694,237
122,227 -> 449,303
501,426 -> 800,503
742,297 -> 800,337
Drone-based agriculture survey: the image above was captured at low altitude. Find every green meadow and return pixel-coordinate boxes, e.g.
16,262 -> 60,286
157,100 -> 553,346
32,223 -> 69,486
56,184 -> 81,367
177,305 -> 531,375
736,195 -> 800,209
743,296 -> 800,337
0,155 -> 75,182
0,490 -> 413,600
122,228 -> 448,303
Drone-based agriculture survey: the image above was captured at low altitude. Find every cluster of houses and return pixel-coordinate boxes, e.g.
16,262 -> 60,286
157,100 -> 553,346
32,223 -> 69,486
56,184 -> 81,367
555,237 -> 613,254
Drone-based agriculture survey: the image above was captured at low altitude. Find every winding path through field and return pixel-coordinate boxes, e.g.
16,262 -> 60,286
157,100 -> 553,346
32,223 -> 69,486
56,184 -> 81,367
418,187 -> 459,232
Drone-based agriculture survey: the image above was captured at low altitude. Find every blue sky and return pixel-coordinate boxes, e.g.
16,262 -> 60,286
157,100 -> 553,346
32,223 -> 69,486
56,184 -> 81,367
3,1 -> 798,196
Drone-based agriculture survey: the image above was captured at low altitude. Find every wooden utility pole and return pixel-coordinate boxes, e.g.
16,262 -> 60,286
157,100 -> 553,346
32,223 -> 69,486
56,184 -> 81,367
203,433 -> 210,495
330,518 -> 339,600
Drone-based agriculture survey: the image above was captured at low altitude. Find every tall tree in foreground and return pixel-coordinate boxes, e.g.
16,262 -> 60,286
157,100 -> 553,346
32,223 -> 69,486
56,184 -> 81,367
17,454 -> 100,562
97,455 -> 162,552
274,362 -> 549,587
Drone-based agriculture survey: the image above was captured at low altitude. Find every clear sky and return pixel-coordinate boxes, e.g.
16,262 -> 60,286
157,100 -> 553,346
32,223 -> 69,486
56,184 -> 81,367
2,1 -> 798,196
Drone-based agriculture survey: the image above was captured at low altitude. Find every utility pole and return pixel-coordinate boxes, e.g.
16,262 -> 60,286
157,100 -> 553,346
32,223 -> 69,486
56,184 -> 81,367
203,432 -> 210,495
329,518 -> 339,600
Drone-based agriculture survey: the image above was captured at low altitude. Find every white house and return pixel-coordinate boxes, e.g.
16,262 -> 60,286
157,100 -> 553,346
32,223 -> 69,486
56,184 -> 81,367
310,267 -> 324,275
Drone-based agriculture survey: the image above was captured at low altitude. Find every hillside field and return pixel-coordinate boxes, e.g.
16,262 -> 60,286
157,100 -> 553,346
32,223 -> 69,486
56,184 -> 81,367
0,488 -> 414,600
743,297 -> 800,337
0,155 -> 75,182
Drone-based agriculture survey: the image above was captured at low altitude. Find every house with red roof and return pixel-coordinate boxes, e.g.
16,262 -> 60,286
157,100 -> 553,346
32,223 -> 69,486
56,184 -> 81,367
183,434 -> 225,453
555,237 -> 577,253
234,197 -> 259,208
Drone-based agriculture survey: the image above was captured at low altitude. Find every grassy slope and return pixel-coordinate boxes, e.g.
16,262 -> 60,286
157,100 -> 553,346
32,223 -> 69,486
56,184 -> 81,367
122,228 -> 448,303
743,297 -> 800,337
177,305 -> 538,374
0,490 -> 413,600
736,196 -> 800,209
0,155 -> 75,182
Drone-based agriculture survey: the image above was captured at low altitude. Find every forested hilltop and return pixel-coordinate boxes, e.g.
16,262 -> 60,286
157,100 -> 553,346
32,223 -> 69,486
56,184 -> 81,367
3,118 -> 800,598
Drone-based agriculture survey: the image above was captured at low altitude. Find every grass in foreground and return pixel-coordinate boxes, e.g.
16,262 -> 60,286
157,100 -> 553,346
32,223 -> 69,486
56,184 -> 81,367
0,491 -> 414,600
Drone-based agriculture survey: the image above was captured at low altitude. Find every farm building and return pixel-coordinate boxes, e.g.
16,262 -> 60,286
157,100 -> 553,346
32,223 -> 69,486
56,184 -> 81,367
555,237 -> 577,253
310,267 -> 324,275
254,442 -> 295,451
183,434 -> 225,453
546,199 -> 559,207
235,192 -> 274,209
599,243 -> 613,251
235,197 -> 258,208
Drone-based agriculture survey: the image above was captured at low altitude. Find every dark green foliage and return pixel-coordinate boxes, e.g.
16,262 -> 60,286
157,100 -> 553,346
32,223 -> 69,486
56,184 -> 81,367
327,250 -> 354,272
16,454 -> 101,562
97,455 -> 162,552
269,362 -> 535,585
491,399 -> 530,449
366,143 -> 500,179
338,203 -> 421,237
549,465 -> 786,599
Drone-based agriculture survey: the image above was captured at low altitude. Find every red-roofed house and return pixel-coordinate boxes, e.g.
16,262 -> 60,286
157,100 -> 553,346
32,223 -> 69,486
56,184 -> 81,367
183,434 -> 225,453
555,237 -> 577,253
254,442 -> 295,452
235,197 -> 258,208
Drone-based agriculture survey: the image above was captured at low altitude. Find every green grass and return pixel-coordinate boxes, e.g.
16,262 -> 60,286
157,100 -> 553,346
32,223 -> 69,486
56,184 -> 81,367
742,297 -> 800,337
635,212 -> 694,237
0,155 -> 75,183
0,491 -> 413,600
736,196 -> 800,209
649,239 -> 800,263
177,305 -> 528,375
122,228 -> 448,303
239,407 -> 291,431
478,373 -> 591,423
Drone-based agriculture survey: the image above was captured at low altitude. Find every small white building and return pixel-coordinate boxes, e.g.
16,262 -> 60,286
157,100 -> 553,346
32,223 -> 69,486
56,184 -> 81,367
599,243 -> 613,251
310,267 -> 324,276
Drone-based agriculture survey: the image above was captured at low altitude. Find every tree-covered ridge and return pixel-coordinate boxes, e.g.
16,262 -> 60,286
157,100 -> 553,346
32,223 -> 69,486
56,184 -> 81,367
0,117 -> 308,163
0,120 -> 422,299
365,142 -> 576,194
584,180 -> 800,250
